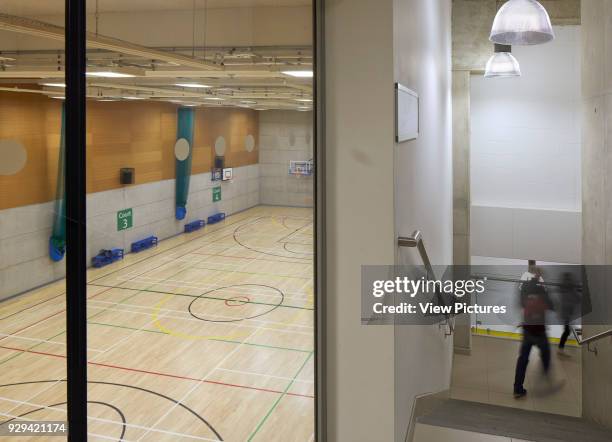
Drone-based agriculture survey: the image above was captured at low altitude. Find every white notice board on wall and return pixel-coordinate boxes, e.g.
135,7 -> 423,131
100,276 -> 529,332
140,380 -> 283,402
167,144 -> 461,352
395,83 -> 419,142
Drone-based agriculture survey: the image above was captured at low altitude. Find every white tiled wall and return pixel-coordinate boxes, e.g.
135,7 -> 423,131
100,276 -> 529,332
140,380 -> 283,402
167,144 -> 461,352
0,164 -> 259,300
471,205 -> 581,264
259,110 -> 314,207
470,26 -> 582,266
470,26 -> 581,212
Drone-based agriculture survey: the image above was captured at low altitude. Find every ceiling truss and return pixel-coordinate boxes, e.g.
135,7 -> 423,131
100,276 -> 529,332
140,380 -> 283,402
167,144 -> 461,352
0,12 -> 313,111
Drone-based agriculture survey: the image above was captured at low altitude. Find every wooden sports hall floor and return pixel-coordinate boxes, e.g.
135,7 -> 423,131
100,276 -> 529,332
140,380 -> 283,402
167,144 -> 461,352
0,206 -> 315,441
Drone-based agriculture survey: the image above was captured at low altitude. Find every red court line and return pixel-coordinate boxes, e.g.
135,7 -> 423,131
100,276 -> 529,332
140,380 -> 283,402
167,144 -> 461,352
0,287 -> 115,343
0,309 -> 66,343
0,344 -> 314,399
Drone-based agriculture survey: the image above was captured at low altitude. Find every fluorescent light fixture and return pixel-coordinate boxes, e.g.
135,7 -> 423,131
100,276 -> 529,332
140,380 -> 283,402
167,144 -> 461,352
484,44 -> 521,78
295,98 -> 313,102
297,106 -> 312,111
175,83 -> 211,88
87,71 -> 134,78
86,66 -> 144,78
123,96 -> 146,100
490,0 -> 554,45
282,70 -> 313,78
51,96 -> 65,100
240,100 -> 257,105
98,99 -> 118,102
204,97 -> 224,101
41,82 -> 66,88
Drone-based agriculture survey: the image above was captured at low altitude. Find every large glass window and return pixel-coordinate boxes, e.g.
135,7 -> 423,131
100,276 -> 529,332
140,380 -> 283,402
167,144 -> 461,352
0,2 -> 68,440
0,0 -> 316,440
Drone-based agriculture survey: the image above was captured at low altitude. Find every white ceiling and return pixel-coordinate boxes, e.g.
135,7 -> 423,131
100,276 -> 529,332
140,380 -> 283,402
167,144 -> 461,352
1,0 -> 311,16
0,0 -> 313,110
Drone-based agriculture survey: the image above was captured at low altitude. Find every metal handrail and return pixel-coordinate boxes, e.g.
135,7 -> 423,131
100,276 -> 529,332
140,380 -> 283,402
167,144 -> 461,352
398,231 -> 433,278
398,231 -> 454,336
571,326 -> 612,356
470,274 -> 583,290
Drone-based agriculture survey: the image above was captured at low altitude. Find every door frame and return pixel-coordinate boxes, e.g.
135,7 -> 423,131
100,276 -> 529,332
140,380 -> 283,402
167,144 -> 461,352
64,1 -> 328,439
314,0 -> 327,440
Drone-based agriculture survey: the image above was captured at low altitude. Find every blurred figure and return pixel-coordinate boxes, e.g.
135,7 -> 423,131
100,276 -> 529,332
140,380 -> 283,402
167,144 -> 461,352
521,260 -> 544,283
557,272 -> 580,357
513,273 -> 554,399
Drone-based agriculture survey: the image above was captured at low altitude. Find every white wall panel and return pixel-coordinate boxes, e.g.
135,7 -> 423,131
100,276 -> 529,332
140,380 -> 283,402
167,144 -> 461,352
471,205 -> 581,264
470,26 -> 582,212
0,165 -> 259,300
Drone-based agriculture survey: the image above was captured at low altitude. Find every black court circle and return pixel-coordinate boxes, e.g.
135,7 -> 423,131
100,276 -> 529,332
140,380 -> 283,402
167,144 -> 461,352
188,284 -> 284,323
1,401 -> 127,441
232,216 -> 312,260
283,241 -> 314,256
0,380 -> 223,441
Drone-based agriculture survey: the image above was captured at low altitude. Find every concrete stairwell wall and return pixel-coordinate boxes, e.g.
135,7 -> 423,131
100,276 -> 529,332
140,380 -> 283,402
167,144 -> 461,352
324,0 -> 453,441
580,0 -> 612,431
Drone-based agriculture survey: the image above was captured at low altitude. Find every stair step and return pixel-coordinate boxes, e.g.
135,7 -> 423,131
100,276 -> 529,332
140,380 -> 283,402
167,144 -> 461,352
416,399 -> 612,442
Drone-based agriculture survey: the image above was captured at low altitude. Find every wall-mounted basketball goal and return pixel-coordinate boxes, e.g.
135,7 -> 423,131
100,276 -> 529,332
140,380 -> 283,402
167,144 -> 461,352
288,160 -> 314,177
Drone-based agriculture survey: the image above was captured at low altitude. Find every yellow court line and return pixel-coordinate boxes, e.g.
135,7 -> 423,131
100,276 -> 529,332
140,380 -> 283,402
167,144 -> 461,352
267,285 -> 315,330
271,216 -> 285,229
151,213 -> 313,340
472,327 -> 578,346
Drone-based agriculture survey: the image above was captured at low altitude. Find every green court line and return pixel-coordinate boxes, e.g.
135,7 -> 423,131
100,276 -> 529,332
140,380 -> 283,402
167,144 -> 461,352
0,211 -> 315,369
1,278 -> 313,366
88,321 -> 167,335
88,321 -> 312,353
88,283 -> 315,311
0,289 -> 144,367
247,351 -> 314,441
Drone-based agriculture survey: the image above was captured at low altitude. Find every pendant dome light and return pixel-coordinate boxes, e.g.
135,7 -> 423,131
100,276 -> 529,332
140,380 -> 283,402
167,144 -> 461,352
490,0 -> 555,46
484,44 -> 521,78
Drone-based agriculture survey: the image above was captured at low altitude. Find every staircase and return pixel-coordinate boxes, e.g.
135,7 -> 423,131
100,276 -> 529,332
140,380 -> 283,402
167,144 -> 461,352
413,399 -> 612,442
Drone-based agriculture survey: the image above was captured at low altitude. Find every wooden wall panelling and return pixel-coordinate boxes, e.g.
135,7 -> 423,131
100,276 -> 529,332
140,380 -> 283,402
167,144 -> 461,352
0,90 -> 260,211
86,101 -> 177,193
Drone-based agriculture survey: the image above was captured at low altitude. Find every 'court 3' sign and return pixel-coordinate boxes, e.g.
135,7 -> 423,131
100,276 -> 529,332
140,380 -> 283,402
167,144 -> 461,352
117,208 -> 133,231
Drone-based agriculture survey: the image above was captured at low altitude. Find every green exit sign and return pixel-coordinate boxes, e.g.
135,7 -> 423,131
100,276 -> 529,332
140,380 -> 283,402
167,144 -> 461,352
212,186 -> 222,202
117,208 -> 133,231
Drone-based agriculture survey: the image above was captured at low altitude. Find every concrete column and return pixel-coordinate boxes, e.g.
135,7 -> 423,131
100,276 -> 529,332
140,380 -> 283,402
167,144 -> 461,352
581,0 -> 612,430
324,1 -> 453,440
453,70 -> 473,353
325,0 -> 396,440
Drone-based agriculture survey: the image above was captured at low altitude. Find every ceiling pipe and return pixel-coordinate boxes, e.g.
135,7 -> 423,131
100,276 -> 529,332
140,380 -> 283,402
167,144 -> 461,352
0,13 -> 222,71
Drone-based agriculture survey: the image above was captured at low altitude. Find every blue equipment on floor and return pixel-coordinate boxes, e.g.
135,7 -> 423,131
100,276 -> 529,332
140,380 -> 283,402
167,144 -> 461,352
92,248 -> 124,268
207,213 -> 226,225
131,236 -> 158,253
184,220 -> 205,233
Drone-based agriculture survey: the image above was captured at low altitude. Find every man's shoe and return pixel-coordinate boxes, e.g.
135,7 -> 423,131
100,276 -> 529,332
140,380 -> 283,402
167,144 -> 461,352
513,388 -> 527,399
557,348 -> 571,358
